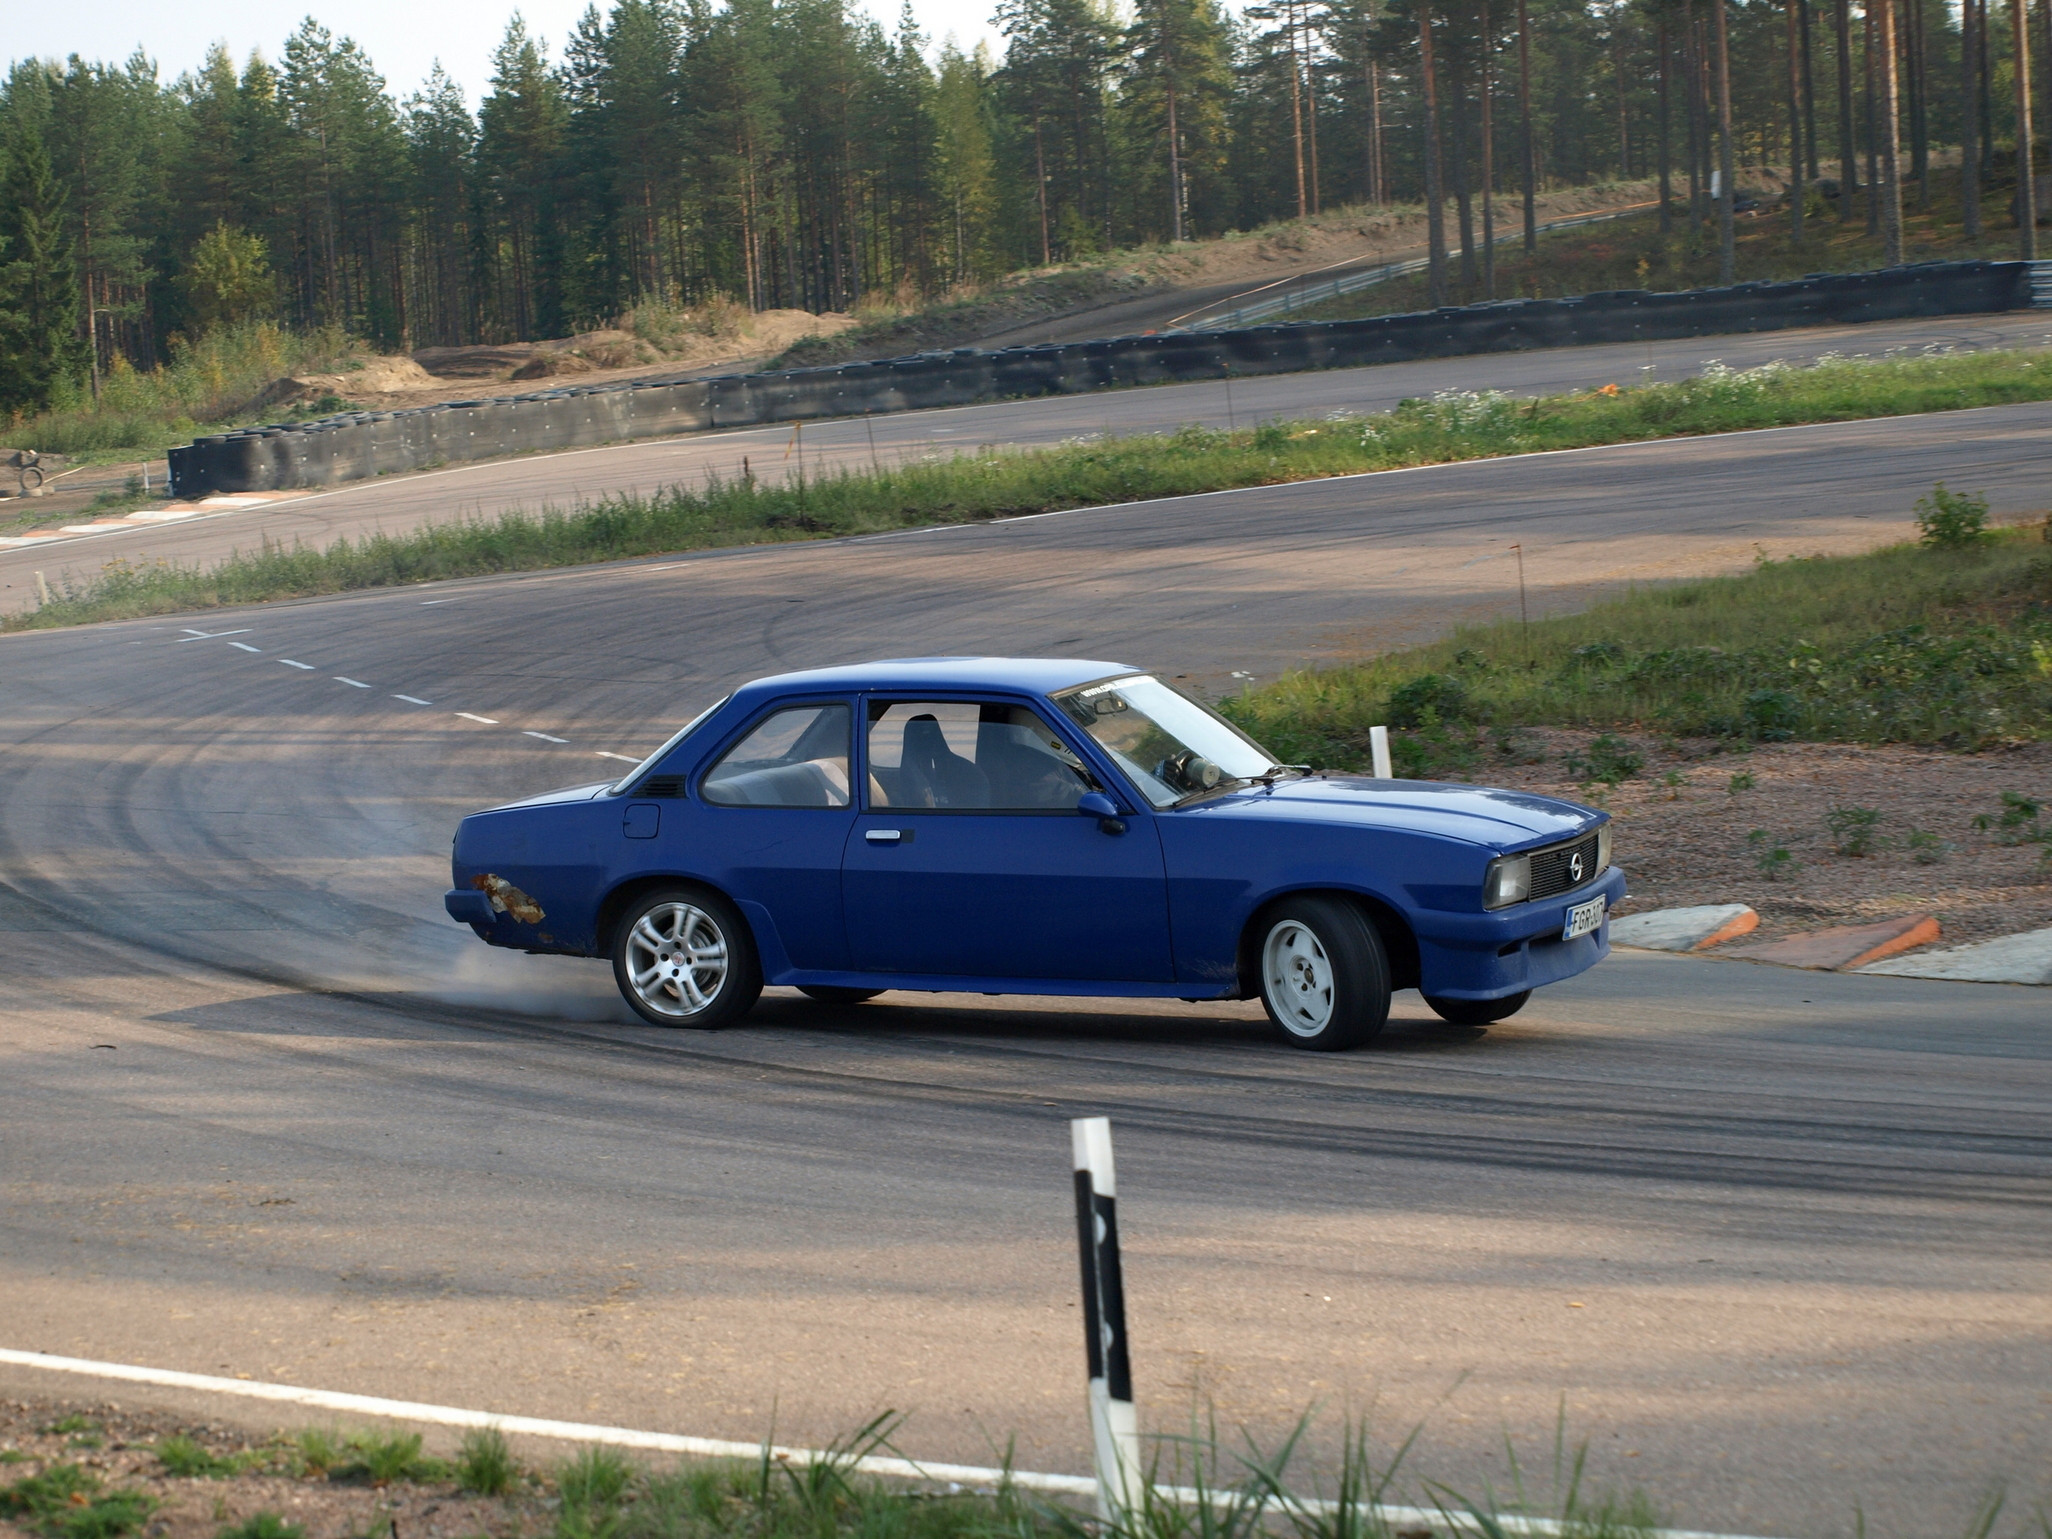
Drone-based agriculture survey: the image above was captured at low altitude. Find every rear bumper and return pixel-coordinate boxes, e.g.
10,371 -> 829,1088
445,888 -> 496,927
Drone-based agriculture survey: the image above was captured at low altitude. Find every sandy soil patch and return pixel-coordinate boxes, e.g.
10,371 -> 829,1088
1479,730 -> 2052,947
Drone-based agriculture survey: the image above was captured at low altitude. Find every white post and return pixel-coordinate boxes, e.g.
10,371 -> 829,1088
34,571 -> 50,609
1071,1117 -> 1141,1521
1369,724 -> 1393,779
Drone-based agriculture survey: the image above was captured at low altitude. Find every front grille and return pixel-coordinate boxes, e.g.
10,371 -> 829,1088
1529,832 -> 1602,900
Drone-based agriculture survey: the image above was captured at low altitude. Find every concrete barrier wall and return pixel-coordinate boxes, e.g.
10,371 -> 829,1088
167,260 -> 2039,498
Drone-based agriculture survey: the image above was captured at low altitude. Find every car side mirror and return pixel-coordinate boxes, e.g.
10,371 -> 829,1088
1076,791 -> 1126,834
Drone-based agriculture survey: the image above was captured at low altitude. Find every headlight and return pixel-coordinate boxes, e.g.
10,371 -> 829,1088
1597,822 -> 1613,873
1483,853 -> 1532,910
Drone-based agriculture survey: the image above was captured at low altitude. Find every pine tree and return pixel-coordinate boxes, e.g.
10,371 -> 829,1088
0,117 -> 90,416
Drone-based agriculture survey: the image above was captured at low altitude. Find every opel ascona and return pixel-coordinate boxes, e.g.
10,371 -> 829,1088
444,658 -> 1622,1049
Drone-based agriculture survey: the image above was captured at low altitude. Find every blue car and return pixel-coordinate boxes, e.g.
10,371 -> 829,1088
445,658 -> 1622,1050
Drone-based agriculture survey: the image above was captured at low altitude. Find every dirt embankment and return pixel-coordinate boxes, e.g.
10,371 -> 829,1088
253,309 -> 858,415
780,181 -> 1660,365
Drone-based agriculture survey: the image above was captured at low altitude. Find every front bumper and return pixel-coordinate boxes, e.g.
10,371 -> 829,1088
1412,865 -> 1627,1000
445,888 -> 496,927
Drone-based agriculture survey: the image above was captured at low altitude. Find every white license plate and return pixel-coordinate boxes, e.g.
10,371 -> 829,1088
1563,895 -> 1607,941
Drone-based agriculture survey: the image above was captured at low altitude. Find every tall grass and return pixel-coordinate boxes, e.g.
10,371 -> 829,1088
11,323 -> 360,458
1222,526 -> 2052,765
11,346 -> 2052,634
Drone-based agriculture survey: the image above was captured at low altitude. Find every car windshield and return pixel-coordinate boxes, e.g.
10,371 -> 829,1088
1052,675 -> 1280,808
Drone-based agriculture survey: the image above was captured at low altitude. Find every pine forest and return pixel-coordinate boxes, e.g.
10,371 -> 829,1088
0,0 -> 2047,418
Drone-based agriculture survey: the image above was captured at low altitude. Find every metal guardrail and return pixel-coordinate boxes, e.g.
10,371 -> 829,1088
1173,203 -> 1657,331
2031,260 -> 2052,307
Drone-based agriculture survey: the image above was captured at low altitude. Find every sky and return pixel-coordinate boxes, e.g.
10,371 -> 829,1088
7,0 -> 1006,105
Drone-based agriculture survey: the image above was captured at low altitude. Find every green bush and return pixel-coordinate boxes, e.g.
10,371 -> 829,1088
1,1466 -> 155,1539
1914,482 -> 1992,549
1824,805 -> 1885,856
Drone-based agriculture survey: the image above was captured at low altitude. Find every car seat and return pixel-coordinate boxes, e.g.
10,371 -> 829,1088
901,715 -> 989,808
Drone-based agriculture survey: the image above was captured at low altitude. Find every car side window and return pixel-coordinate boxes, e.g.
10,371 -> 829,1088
866,701 -> 1102,810
701,704 -> 853,808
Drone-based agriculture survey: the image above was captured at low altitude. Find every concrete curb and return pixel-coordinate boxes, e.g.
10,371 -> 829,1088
1855,924 -> 2052,984
1721,914 -> 1941,971
1614,907 -> 2051,984
1609,903 -> 1758,951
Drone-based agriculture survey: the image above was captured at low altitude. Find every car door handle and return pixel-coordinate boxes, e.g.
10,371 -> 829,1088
865,828 -> 907,843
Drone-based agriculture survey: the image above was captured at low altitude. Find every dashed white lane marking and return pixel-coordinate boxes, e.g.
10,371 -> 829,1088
421,599 -> 457,606
194,632 -> 635,761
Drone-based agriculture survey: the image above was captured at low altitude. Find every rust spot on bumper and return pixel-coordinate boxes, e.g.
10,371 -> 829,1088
471,873 -> 545,925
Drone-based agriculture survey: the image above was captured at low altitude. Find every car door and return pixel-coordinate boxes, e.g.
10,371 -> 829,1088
695,699 -> 856,971
841,697 -> 1172,981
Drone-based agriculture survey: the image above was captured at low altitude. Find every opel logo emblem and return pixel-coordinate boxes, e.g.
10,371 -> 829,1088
1568,853 -> 1585,882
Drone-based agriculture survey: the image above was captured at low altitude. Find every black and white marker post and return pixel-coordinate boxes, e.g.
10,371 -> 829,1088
1072,1116 -> 1142,1520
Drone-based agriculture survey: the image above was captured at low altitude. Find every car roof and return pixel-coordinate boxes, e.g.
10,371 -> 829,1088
739,657 -> 1142,697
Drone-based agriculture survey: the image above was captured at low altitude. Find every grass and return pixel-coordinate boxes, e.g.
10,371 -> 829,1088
0,1464 -> 155,1539
12,345 -> 2052,634
1220,522 -> 2052,775
1294,158 -> 2041,321
456,1425 -> 521,1497
7,323 -> 365,463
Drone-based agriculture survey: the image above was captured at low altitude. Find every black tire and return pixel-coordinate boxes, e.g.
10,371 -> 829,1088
611,886 -> 762,1030
1424,990 -> 1531,1026
796,986 -> 884,1005
1253,895 -> 1392,1051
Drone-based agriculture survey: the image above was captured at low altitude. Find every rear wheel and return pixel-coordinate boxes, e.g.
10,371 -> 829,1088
1255,896 -> 1391,1051
1425,990 -> 1530,1026
797,986 -> 884,1005
612,887 -> 761,1029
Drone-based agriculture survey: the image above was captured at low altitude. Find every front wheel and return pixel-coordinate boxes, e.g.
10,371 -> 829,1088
612,887 -> 762,1029
1255,896 -> 1391,1051
1424,990 -> 1530,1026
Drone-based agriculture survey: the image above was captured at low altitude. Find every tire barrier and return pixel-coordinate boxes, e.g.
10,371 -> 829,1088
167,259 -> 2040,499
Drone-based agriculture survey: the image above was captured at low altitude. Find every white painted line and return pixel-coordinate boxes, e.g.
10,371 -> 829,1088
229,642 -> 262,653
393,694 -> 434,706
279,660 -> 314,670
0,1349 -> 1780,1539
524,731 -> 568,743
421,599 -> 457,606
177,628 -> 254,641
456,712 -> 499,725
596,752 -> 640,762
335,677 -> 371,688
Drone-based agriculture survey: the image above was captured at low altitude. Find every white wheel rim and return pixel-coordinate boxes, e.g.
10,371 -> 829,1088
1263,919 -> 1335,1036
625,902 -> 729,1018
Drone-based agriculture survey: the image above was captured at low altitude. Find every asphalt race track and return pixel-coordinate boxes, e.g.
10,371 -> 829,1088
3,323 -> 2051,1538
4,307 -> 2048,614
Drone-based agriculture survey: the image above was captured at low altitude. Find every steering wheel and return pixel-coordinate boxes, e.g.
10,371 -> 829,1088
1159,749 -> 1223,792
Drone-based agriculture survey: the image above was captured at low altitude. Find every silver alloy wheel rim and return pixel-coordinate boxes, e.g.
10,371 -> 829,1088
1263,919 -> 1335,1035
626,901 -> 729,1018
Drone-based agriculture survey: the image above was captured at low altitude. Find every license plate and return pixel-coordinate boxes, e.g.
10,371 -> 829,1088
1563,895 -> 1607,941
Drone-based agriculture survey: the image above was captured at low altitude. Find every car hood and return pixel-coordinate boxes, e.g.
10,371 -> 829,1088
1186,775 -> 1597,848
479,780 -> 615,814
